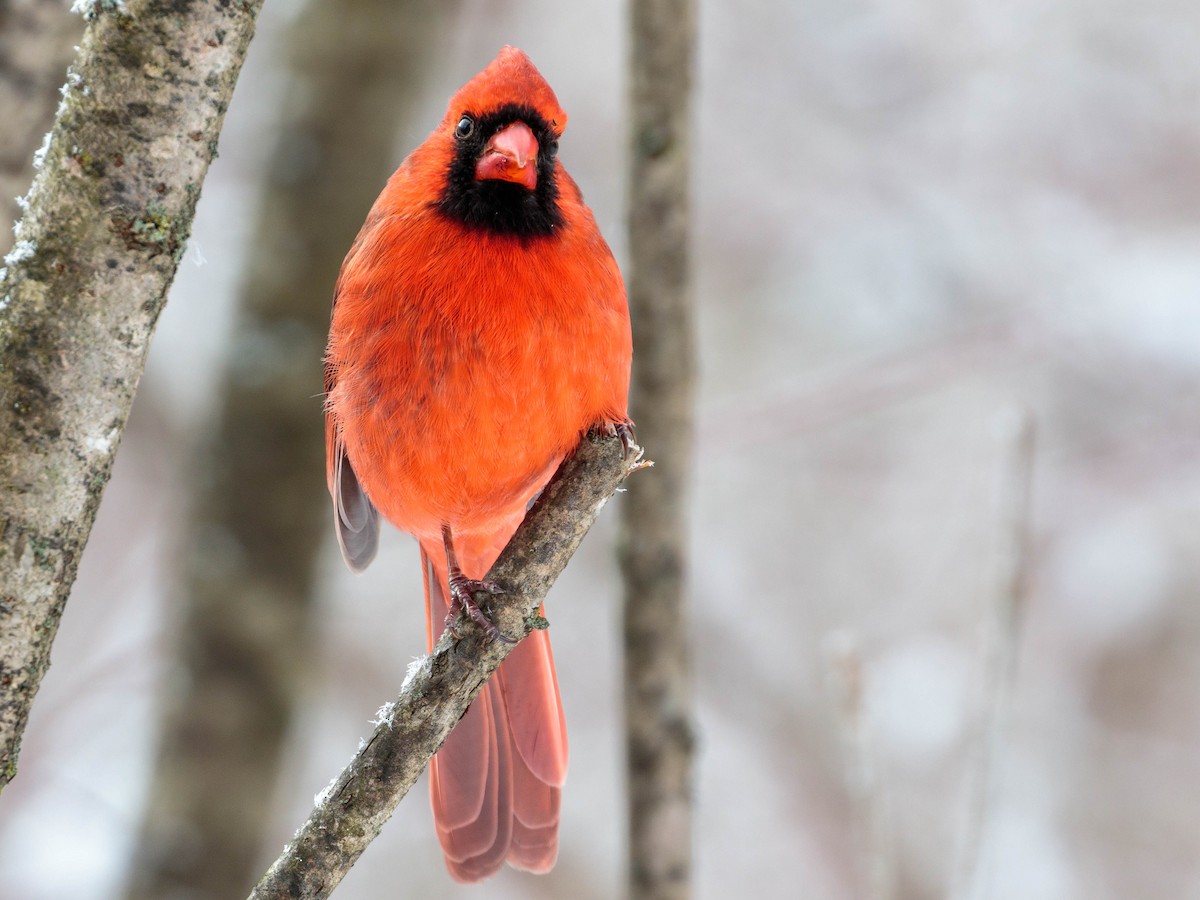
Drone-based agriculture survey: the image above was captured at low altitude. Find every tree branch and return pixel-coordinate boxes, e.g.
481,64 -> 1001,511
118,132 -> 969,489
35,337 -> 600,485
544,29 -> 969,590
0,0 -> 263,788
250,431 -> 647,900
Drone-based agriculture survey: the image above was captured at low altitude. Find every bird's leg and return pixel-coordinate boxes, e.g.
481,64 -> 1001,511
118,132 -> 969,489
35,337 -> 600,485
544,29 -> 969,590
442,524 -> 514,644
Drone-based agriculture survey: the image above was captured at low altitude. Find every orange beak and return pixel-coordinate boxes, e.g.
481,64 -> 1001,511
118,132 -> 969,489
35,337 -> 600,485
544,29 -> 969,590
474,120 -> 539,190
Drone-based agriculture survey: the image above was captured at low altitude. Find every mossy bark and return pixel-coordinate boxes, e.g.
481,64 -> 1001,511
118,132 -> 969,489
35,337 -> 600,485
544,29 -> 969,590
0,0 -> 263,790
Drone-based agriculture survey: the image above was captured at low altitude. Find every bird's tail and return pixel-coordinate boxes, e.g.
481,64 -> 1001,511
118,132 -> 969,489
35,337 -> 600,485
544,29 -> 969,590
420,526 -> 568,883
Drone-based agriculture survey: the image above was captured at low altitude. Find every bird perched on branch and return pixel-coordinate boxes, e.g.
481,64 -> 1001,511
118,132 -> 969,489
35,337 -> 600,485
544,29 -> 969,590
323,47 -> 631,882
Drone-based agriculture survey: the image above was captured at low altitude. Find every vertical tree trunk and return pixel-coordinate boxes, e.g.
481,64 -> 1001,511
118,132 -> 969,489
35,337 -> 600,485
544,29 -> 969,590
123,2 -> 456,898
0,0 -> 262,794
620,2 -> 697,898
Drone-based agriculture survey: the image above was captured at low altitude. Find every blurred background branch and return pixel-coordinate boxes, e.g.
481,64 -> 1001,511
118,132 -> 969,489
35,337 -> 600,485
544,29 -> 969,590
824,632 -> 895,900
124,1 -> 455,896
952,411 -> 1035,900
620,1 -> 697,898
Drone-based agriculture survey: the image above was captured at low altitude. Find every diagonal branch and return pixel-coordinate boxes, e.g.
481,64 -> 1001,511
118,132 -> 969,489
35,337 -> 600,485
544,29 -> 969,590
250,431 -> 648,900
0,0 -> 263,789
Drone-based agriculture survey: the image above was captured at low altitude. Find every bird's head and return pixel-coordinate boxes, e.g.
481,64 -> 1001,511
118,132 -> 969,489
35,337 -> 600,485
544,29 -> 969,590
436,47 -> 569,237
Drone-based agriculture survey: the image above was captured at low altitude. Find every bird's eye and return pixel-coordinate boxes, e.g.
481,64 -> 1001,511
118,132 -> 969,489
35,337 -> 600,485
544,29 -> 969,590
545,139 -> 560,160
455,115 -> 474,139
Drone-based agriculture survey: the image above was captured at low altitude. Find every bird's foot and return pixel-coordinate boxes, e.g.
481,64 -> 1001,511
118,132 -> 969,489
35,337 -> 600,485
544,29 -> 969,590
445,573 -> 515,644
598,419 -> 637,459
615,421 -> 637,459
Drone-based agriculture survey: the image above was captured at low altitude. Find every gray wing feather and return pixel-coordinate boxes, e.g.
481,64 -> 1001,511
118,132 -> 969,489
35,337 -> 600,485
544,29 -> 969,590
334,441 -> 379,573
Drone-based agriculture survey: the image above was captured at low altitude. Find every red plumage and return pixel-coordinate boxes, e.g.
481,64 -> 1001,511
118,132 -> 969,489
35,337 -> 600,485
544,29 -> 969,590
323,46 -> 631,882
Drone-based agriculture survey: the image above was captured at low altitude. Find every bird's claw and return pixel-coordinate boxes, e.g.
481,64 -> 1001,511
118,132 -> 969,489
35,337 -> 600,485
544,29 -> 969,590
446,575 -> 514,644
616,421 -> 637,459
598,420 -> 637,459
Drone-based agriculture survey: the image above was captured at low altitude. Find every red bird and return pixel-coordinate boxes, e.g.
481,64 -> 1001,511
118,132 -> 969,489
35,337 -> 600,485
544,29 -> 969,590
323,47 -> 631,882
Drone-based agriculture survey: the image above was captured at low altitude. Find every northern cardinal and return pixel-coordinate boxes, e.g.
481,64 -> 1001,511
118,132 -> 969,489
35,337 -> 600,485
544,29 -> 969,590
323,47 -> 631,882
